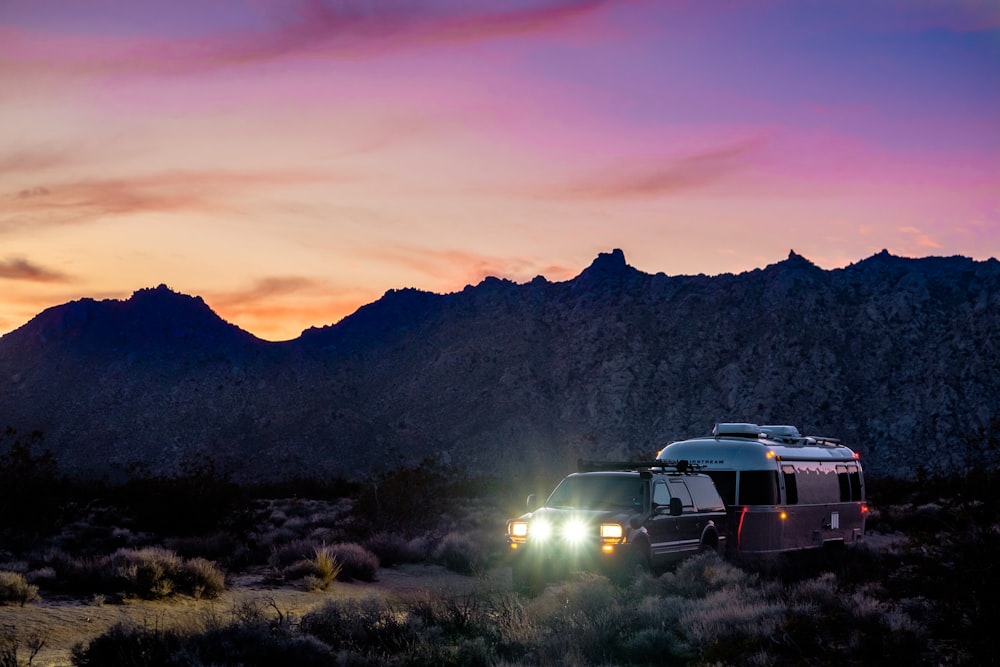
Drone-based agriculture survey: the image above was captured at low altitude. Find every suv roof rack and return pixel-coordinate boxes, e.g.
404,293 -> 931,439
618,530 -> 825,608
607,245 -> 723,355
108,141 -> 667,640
577,458 -> 705,473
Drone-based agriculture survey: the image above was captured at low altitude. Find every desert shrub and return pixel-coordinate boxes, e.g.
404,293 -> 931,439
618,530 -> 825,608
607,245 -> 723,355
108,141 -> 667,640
179,621 -> 335,666
43,547 -> 223,600
179,556 -> 226,599
655,550 -> 754,598
0,626 -> 46,667
327,542 -> 379,582
365,532 -> 427,567
0,571 -> 39,606
268,538 -> 317,569
109,547 -> 183,599
527,573 -> 629,664
432,531 -> 489,575
301,597 -> 423,656
71,622 -> 184,667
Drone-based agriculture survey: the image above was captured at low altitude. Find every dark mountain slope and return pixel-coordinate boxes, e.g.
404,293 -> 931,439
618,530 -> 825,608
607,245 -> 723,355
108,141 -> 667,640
1,250 -> 998,481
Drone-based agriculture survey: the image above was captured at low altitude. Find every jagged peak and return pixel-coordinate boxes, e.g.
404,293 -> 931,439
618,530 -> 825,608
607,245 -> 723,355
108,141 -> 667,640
574,248 -> 638,284
590,248 -> 627,271
784,249 -> 819,268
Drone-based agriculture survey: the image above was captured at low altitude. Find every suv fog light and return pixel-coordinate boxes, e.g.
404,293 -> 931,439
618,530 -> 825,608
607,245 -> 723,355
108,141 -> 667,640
600,523 -> 624,543
510,521 -> 528,538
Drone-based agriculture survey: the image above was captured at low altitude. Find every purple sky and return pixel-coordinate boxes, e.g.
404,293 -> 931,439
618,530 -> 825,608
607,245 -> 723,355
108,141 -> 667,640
2,0 -> 998,340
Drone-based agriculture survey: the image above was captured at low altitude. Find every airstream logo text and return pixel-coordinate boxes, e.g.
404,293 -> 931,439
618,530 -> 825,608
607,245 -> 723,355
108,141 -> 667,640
688,459 -> 724,465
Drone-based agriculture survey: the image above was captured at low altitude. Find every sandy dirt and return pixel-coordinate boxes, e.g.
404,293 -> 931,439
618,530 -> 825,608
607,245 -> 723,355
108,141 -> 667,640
0,564 -> 485,667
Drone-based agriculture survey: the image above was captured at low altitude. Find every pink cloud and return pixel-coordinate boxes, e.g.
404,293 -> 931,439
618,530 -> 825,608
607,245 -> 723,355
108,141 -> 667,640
534,137 -> 768,200
0,0 -> 619,76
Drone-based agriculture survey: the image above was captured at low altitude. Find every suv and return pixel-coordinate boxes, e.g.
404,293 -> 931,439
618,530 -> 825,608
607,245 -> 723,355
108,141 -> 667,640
506,461 -> 727,588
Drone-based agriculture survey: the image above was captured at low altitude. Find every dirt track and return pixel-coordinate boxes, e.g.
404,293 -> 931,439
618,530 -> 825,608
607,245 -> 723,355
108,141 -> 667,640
0,564 -> 483,667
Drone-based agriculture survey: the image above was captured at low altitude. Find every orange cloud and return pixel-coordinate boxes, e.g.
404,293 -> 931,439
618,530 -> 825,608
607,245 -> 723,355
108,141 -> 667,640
369,245 -> 579,288
899,225 -> 942,249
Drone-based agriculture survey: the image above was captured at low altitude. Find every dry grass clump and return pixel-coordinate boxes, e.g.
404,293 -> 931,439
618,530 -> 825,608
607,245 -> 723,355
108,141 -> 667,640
270,540 -> 377,585
281,546 -> 343,591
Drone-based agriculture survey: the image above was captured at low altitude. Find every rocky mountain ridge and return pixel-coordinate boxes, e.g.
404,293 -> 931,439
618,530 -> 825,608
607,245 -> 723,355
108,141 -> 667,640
1,249 -> 998,481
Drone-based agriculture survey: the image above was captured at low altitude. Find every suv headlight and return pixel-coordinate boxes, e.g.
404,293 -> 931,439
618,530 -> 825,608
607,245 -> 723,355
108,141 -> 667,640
531,518 -> 552,541
562,519 -> 589,545
600,523 -> 624,544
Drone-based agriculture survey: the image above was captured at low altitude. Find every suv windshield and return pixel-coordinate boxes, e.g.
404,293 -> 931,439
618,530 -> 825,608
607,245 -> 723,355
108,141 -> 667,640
545,475 -> 646,511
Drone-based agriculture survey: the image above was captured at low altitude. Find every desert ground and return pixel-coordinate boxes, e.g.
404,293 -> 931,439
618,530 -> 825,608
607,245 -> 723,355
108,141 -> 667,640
1,563 -> 484,667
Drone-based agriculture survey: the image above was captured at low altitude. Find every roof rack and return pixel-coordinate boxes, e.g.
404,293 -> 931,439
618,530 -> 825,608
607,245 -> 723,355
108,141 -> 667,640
577,458 -> 704,473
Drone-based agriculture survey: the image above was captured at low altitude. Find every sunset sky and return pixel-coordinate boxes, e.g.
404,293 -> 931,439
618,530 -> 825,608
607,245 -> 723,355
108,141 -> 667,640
2,1 -> 998,341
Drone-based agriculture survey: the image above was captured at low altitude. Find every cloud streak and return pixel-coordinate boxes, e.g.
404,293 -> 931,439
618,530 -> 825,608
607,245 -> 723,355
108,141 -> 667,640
0,257 -> 70,283
1,0 -> 617,76
0,168 -> 337,232
536,137 -> 768,200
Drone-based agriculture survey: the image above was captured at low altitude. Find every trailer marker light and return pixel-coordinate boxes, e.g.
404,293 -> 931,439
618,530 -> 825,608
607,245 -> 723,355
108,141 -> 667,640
779,511 -> 788,520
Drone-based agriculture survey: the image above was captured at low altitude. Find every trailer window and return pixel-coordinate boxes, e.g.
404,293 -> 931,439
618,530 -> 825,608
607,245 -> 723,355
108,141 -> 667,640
837,465 -> 851,501
794,463 -> 841,504
737,471 -> 778,505
706,471 -> 736,507
850,467 -> 863,500
782,465 -> 798,504
835,464 -> 864,501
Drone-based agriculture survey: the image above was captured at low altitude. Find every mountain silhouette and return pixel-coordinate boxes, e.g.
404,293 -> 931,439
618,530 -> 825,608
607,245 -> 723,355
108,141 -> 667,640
1,250 -> 998,481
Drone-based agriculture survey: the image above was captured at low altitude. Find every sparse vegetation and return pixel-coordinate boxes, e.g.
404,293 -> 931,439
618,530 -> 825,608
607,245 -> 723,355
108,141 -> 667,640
1,437 -> 996,665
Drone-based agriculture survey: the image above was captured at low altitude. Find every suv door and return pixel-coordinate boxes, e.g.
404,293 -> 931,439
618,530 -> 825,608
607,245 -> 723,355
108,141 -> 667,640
667,477 -> 703,552
645,479 -> 681,566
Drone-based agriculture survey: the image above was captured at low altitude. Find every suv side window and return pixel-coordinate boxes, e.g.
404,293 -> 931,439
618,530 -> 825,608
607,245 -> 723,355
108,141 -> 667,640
652,481 -> 671,506
668,478 -> 694,510
684,476 -> 725,511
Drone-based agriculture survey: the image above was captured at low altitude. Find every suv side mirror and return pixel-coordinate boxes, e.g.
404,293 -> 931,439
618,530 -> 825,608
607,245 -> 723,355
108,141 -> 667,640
669,497 -> 683,516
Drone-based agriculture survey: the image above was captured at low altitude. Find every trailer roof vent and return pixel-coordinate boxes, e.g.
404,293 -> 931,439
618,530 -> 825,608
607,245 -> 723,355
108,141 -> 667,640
760,425 -> 802,441
712,422 -> 761,438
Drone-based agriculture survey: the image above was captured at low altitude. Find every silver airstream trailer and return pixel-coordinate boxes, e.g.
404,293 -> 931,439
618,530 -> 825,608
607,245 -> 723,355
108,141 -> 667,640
657,423 -> 867,558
